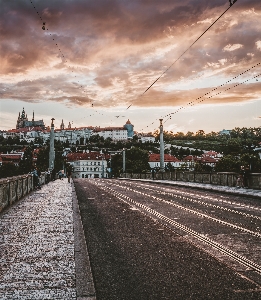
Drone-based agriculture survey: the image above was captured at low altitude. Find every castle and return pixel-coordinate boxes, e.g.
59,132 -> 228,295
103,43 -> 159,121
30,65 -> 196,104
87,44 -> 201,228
9,108 -> 134,144
16,108 -> 45,130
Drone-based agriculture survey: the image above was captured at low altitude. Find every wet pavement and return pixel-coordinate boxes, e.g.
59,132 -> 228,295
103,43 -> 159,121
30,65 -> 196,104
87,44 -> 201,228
0,179 -> 95,300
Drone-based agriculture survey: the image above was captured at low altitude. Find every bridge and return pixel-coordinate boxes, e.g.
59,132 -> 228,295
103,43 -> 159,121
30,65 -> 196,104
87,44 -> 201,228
1,177 -> 261,299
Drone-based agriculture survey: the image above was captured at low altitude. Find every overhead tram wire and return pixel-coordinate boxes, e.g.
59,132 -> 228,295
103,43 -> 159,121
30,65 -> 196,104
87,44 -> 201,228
140,62 -> 261,131
163,72 -> 261,125
127,0 -> 238,110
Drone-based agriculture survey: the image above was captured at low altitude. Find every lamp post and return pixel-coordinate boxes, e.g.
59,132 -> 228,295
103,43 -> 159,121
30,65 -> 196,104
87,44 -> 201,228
49,118 -> 55,170
122,148 -> 126,175
159,119 -> 165,172
102,155 -> 104,178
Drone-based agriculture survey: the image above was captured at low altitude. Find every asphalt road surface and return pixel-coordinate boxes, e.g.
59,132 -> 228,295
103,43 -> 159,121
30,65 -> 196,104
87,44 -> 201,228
74,178 -> 261,300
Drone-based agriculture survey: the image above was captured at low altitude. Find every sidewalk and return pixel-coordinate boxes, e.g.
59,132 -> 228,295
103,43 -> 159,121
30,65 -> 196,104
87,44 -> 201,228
0,179 -> 95,300
124,178 -> 261,199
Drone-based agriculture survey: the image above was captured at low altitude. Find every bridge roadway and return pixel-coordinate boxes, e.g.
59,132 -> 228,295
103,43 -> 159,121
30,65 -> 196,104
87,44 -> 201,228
74,178 -> 261,300
1,178 -> 261,299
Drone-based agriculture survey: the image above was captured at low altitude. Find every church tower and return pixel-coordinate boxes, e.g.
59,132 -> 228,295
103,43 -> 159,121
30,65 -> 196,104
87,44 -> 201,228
16,107 -> 28,129
123,119 -> 134,138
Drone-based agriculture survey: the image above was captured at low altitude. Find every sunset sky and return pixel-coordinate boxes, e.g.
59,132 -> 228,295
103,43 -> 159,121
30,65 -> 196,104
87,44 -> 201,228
0,0 -> 261,133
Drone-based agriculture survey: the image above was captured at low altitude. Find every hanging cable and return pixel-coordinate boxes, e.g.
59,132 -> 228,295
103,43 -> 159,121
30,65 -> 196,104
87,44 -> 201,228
140,62 -> 260,131
127,1 -> 238,110
163,72 -> 261,124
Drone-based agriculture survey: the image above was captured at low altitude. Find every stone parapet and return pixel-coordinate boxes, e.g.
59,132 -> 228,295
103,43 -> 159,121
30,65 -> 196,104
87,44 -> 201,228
121,171 -> 261,190
0,173 -> 45,213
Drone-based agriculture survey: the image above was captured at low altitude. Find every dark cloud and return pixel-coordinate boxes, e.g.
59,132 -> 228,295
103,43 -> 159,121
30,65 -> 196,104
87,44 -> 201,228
1,0 -> 261,111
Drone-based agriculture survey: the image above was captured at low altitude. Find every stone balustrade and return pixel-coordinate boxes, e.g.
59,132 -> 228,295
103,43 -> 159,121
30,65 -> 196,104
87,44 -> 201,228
121,171 -> 261,190
0,173 -> 48,213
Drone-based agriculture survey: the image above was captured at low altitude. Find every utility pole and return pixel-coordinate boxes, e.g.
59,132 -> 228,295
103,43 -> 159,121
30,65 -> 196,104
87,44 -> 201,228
49,118 -> 55,170
102,155 -> 104,178
159,119 -> 165,172
123,148 -> 126,175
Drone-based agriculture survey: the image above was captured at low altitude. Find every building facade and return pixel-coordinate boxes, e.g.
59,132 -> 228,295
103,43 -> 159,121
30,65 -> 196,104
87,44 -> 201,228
149,153 -> 182,170
67,151 -> 108,178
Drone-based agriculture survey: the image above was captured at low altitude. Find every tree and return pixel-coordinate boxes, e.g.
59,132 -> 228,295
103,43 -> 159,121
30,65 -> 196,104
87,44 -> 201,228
214,155 -> 240,172
0,163 -> 19,179
111,147 -> 150,176
240,153 -> 261,172
36,147 -> 49,172
165,162 -> 175,172
19,146 -> 33,174
195,130 -> 205,140
125,147 -> 150,173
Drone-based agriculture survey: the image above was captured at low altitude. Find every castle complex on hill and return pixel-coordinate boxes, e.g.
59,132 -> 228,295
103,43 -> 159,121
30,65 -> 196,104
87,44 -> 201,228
3,108 -> 135,144
16,108 -> 45,130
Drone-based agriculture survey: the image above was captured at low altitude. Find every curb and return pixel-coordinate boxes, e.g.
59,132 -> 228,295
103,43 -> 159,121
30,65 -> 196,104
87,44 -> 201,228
72,181 -> 96,300
120,178 -> 261,199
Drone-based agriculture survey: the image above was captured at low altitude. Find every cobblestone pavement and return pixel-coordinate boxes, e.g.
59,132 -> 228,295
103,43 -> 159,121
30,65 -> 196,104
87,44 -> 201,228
0,180 -> 82,299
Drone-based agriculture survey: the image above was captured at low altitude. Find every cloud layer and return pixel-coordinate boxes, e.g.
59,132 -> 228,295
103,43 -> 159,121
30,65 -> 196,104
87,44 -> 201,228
1,0 -> 261,113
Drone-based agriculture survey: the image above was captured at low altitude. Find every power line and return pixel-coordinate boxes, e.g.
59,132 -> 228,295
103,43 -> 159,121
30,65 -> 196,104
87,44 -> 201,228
140,62 -> 261,131
127,1 -> 238,110
164,72 -> 261,124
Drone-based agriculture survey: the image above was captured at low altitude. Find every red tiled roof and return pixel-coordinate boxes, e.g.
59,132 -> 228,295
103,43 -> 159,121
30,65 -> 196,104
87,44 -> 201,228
149,153 -> 180,162
183,155 -> 199,161
1,154 -> 22,162
67,152 -> 106,161
7,127 -> 44,133
93,127 -> 126,132
201,157 -> 218,163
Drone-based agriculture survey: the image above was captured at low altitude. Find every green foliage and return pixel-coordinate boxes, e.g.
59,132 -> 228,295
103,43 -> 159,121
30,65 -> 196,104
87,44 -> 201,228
0,163 -> 19,179
1,126 -> 260,175
194,162 -> 213,172
36,147 -> 49,172
19,146 -> 33,174
215,155 -> 241,172
125,147 -> 150,173
111,147 -> 150,176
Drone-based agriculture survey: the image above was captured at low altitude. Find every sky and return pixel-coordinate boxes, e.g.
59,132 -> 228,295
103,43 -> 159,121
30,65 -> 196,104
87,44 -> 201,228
0,0 -> 261,134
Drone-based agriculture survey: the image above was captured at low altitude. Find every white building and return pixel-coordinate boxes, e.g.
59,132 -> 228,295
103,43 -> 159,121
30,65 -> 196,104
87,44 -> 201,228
67,151 -> 108,178
138,134 -> 156,143
149,153 -> 182,169
53,127 -> 92,144
93,127 -> 128,141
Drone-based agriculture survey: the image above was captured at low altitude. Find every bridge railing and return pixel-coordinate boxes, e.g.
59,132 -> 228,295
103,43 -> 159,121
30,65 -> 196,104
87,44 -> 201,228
120,171 -> 261,190
0,173 -> 49,213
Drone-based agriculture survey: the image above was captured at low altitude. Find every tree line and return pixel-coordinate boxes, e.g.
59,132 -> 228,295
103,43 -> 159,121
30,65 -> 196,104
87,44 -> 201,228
0,126 -> 260,178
